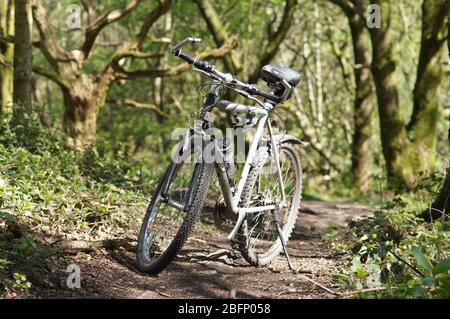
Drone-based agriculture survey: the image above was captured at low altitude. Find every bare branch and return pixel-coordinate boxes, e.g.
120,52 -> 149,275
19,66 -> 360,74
33,66 -> 66,88
150,36 -> 172,44
95,40 -> 122,47
114,41 -> 236,80
120,50 -> 163,59
100,0 -> 172,77
248,0 -> 298,83
32,0 -> 69,71
80,0 -> 98,22
0,34 -> 42,50
51,239 -> 134,253
193,0 -> 241,74
107,99 -> 168,117
0,35 -> 14,44
0,53 -> 7,67
133,0 -> 172,47
328,0 -> 354,16
81,0 -> 143,59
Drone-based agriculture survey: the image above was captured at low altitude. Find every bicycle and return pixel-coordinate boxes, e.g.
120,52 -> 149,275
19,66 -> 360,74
136,37 -> 304,274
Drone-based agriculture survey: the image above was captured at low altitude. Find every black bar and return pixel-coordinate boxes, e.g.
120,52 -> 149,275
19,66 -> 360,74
0,299 -> 438,318
175,50 -> 195,64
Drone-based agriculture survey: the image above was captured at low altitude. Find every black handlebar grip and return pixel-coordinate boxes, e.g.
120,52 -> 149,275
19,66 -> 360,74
175,51 -> 195,64
174,50 -> 213,73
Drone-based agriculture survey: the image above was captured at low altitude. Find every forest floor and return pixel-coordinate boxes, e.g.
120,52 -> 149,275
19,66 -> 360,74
21,200 -> 374,299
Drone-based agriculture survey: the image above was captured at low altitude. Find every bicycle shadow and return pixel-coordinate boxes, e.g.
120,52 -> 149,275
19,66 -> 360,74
108,247 -> 260,298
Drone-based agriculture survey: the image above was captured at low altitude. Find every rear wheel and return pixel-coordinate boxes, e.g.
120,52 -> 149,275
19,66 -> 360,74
136,146 -> 214,274
238,143 -> 302,266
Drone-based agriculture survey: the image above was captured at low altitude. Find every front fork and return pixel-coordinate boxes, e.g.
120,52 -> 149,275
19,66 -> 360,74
160,135 -> 203,211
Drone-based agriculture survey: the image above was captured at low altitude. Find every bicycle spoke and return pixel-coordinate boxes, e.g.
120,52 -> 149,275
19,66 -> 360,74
244,147 -> 300,257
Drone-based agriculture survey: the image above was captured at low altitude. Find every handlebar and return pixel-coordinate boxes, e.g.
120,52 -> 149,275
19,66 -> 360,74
171,37 -> 202,52
171,37 -> 282,104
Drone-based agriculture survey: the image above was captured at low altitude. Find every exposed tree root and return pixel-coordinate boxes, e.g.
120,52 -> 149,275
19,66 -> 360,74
51,239 -> 135,253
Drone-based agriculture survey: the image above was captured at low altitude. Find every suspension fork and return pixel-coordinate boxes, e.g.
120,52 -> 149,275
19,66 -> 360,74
184,163 -> 202,210
160,161 -> 178,197
160,131 -> 197,207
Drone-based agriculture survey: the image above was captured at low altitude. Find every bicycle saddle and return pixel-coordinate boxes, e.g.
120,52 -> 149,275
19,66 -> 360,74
260,64 -> 301,88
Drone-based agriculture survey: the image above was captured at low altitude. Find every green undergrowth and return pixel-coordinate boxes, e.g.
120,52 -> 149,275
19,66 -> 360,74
0,112 -> 156,296
326,171 -> 450,299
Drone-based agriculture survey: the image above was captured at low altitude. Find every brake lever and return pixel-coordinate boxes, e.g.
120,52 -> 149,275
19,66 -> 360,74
234,88 -> 251,99
193,68 -> 222,83
192,67 -> 212,78
232,87 -> 265,107
193,68 -> 227,84
171,37 -> 202,52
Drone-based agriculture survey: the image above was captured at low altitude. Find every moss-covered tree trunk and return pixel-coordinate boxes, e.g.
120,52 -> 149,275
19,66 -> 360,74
13,0 -> 32,115
421,0 -> 450,221
332,0 -> 374,193
369,0 -> 446,186
407,0 -> 447,164
427,169 -> 450,219
421,125 -> 450,221
369,0 -> 415,185
0,0 -> 14,114
61,78 -> 98,150
349,10 -> 373,194
60,67 -> 114,150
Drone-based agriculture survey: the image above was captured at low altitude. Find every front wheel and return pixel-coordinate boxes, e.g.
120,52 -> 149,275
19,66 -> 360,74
136,147 -> 214,274
238,143 -> 302,266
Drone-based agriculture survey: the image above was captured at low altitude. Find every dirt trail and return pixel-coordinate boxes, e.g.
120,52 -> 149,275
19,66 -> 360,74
28,201 -> 374,299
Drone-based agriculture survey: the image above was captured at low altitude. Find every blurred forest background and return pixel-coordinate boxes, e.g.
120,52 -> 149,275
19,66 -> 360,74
0,0 -> 449,298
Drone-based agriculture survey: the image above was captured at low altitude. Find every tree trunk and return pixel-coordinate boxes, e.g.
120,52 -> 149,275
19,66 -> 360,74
63,96 -> 97,150
425,169 -> 450,220
369,0 -> 446,186
154,11 -> 172,153
0,0 -> 14,114
369,0 -> 414,185
407,0 -> 447,161
13,0 -> 33,115
420,0 -> 450,221
344,0 -> 374,193
421,159 -> 450,221
61,74 -> 110,150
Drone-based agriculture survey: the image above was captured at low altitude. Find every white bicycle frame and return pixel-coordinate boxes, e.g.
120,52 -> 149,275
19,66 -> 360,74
188,99 -> 287,243
165,40 -> 295,244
